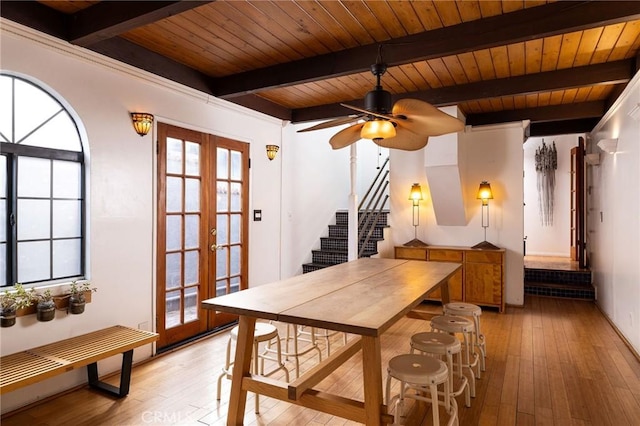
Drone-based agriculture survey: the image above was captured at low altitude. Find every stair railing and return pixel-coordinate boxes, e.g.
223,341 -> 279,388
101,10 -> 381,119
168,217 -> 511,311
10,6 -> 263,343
357,156 -> 389,257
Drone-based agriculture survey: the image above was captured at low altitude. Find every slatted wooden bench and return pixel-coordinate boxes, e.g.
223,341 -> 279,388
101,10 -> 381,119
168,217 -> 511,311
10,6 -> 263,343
0,325 -> 158,397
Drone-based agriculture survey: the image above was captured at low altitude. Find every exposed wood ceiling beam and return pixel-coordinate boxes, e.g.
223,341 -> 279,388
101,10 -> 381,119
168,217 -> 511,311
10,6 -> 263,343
291,60 -> 634,123
212,1 -> 640,98
69,1 -> 215,46
0,0 -> 68,40
529,118 -> 600,137
466,102 -> 605,127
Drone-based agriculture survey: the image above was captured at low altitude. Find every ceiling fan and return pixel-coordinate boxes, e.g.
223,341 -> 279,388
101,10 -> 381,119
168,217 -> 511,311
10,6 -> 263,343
298,61 -> 465,151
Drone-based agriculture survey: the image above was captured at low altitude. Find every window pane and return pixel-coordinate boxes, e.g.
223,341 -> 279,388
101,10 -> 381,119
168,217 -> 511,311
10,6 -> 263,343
18,157 -> 51,198
185,178 -> 200,212
230,245 -> 240,275
166,253 -> 181,290
14,78 -> 62,144
20,112 -> 81,151
217,182 -> 228,212
53,239 -> 81,277
0,243 -> 5,286
167,138 -> 183,174
166,177 -> 182,213
185,214 -> 199,249
216,279 -> 227,297
184,286 -> 198,322
216,214 -> 228,245
53,160 -> 81,198
18,240 -> 50,282
166,215 -> 181,251
0,77 -> 12,142
0,155 -> 6,197
217,148 -> 228,179
230,214 -> 241,244
230,182 -> 241,211
165,290 -> 181,328
216,247 -> 228,279
53,200 -> 81,238
230,151 -> 242,180
18,199 -> 51,240
185,142 -> 200,176
230,276 -> 240,294
184,250 -> 199,285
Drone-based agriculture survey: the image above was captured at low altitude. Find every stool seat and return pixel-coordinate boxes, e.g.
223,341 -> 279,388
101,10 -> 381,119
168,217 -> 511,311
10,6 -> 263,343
444,302 -> 482,317
411,332 -> 461,355
230,322 -> 278,342
388,354 -> 449,385
431,315 -> 475,333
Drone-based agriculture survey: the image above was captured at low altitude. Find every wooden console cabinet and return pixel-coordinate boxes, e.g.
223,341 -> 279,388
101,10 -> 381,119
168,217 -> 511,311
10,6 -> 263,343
395,245 -> 505,312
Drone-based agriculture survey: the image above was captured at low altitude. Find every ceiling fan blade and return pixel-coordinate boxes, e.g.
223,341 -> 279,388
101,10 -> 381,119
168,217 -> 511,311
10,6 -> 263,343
374,126 -> 429,151
340,103 -> 393,121
392,99 -> 465,136
329,123 -> 364,149
297,115 -> 363,132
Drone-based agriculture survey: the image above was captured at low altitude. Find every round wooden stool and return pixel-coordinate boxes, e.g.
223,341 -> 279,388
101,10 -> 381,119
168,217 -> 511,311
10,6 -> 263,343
217,322 -> 289,413
444,302 -> 486,373
385,354 -> 458,426
430,315 -> 479,397
411,332 -> 471,408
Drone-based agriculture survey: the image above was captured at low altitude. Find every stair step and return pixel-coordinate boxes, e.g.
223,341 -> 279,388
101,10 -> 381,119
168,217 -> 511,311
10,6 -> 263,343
524,268 -> 591,285
328,225 -> 385,239
524,281 -> 595,300
321,237 -> 380,252
335,210 -> 390,226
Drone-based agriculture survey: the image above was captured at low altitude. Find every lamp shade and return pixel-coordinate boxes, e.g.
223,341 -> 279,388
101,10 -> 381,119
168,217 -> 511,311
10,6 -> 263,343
360,119 -> 396,141
477,181 -> 493,200
409,183 -> 423,203
130,112 -> 154,137
266,144 -> 279,160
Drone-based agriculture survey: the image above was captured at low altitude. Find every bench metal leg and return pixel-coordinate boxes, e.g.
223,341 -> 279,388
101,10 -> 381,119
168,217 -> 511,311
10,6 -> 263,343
87,349 -> 134,398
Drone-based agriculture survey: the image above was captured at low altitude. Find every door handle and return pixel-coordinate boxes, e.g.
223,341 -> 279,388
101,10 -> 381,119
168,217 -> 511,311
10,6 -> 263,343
211,244 -> 223,251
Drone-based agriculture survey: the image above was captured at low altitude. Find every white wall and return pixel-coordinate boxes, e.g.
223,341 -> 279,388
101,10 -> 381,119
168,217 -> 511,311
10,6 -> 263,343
523,134 -> 583,257
389,122 -> 526,307
588,70 -> 640,354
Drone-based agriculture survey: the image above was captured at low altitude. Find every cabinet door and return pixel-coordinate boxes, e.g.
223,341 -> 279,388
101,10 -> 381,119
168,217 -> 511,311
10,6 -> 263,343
427,249 -> 463,302
428,268 -> 463,302
465,262 -> 502,305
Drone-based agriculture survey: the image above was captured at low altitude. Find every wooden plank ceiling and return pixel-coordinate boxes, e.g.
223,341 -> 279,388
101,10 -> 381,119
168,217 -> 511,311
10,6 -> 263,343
4,1 -> 640,137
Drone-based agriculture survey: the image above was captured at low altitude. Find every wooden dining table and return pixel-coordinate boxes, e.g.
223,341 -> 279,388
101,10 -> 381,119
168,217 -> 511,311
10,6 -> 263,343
201,257 -> 461,425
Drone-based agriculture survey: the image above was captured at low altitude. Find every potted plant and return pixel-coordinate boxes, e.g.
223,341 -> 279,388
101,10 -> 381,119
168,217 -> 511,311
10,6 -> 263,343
0,284 -> 32,327
68,281 -> 96,314
34,289 -> 56,322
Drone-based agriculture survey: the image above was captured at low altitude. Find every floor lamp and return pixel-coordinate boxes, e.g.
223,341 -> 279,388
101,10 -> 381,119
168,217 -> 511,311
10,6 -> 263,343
403,183 -> 428,247
472,181 -> 500,250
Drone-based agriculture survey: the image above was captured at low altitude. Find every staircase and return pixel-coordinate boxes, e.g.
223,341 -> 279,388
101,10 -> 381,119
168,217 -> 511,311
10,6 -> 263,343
302,210 -> 389,273
524,263 -> 595,301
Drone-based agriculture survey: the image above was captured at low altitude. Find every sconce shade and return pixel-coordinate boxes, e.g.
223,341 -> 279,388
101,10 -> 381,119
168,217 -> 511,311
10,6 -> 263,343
409,183 -> 423,204
266,144 -> 279,160
476,181 -> 493,201
360,119 -> 396,142
597,138 -> 618,154
130,112 -> 154,137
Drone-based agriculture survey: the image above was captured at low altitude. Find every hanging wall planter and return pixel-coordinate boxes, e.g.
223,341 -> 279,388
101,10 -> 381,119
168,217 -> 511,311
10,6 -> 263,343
0,284 -> 33,327
68,281 -> 96,315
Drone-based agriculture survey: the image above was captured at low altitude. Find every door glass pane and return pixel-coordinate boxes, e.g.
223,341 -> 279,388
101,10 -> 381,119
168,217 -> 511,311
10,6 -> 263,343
217,182 -> 229,212
217,214 -> 228,245
230,214 -> 241,244
230,276 -> 240,294
166,177 -> 182,212
165,290 -> 181,328
184,250 -> 199,285
18,241 -> 50,282
0,200 -> 5,243
185,178 -> 200,212
18,157 -> 51,197
53,239 -> 81,277
0,155 -> 5,197
167,138 -> 183,174
217,148 -> 228,179
53,160 -> 81,198
216,247 -> 228,279
52,200 -> 81,238
166,253 -> 181,290
184,215 -> 199,249
230,151 -> 242,180
216,279 -> 227,297
18,199 -> 51,240
230,182 -> 241,211
166,215 -> 181,251
184,286 -> 198,322
0,244 -> 5,286
185,142 -> 200,176
230,245 -> 241,275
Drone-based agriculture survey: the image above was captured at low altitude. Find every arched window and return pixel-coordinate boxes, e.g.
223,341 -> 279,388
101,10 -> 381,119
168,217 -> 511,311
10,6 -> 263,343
0,73 -> 86,287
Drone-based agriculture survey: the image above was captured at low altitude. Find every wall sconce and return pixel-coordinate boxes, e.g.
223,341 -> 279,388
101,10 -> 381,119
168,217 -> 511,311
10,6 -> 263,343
266,144 -> 279,160
403,183 -> 428,247
597,138 -> 618,154
130,112 -> 154,137
472,181 -> 500,250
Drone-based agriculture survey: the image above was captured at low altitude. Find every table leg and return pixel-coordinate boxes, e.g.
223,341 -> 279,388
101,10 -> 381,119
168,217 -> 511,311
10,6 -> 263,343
362,336 -> 385,426
440,276 -> 451,305
226,315 -> 256,426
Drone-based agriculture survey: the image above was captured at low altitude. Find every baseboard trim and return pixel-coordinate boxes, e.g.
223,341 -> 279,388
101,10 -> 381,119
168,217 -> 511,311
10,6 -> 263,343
595,303 -> 640,363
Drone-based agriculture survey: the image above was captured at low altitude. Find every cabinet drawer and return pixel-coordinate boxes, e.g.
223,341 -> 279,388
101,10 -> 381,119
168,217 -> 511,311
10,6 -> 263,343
428,249 -> 463,262
395,247 -> 427,260
465,250 -> 503,264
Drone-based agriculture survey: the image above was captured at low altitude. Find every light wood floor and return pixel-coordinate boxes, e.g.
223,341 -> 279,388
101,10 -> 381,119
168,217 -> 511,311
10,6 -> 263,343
3,296 -> 640,425
524,255 -> 583,272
